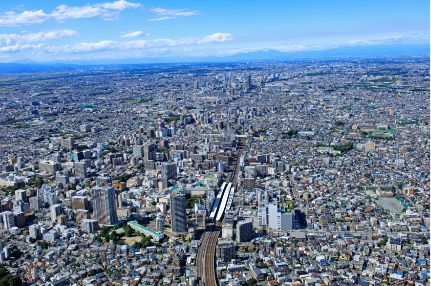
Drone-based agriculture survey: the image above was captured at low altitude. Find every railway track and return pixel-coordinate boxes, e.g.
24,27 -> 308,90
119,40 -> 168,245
197,139 -> 245,286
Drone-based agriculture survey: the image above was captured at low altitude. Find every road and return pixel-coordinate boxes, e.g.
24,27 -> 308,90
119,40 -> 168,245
196,138 -> 245,286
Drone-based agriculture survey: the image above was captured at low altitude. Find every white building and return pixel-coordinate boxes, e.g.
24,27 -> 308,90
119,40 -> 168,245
258,204 -> 294,230
50,204 -> 62,222
1,211 -> 15,229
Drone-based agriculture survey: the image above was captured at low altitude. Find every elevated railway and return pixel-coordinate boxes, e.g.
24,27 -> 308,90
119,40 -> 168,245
196,138 -> 245,286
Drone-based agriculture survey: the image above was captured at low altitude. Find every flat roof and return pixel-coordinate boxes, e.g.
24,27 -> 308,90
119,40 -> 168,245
128,221 -> 162,237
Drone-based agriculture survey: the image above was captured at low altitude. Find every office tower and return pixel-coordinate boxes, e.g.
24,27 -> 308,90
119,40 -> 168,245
133,145 -> 144,158
0,240 -> 3,262
81,219 -> 99,233
1,212 -> 15,229
57,215 -> 68,226
218,162 -> 227,173
170,194 -> 187,234
245,73 -> 251,88
194,81 -> 199,89
22,203 -> 30,214
71,196 -> 89,210
258,204 -> 294,230
56,175 -> 69,186
244,178 -> 255,190
155,217 -> 164,231
46,193 -> 57,207
73,151 -> 84,161
170,150 -> 186,161
75,209 -> 91,223
61,137 -> 75,150
216,242 -> 236,262
91,186 -> 117,226
15,189 -> 28,203
74,162 -> 87,178
161,162 -> 177,180
29,224 -> 41,239
116,194 -> 122,208
50,204 -> 62,222
196,210 -> 206,228
39,161 -> 62,174
80,124 -> 93,133
83,150 -> 92,159
13,201 -> 24,213
236,220 -> 253,242
143,143 -> 156,162
13,211 -> 25,228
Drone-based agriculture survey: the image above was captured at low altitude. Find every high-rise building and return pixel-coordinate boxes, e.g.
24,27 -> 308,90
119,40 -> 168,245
133,145 -> 144,158
80,124 -> 93,133
161,162 -> 177,180
236,220 -> 253,242
75,209 -> 91,223
143,143 -> 156,162
155,217 -> 164,231
0,240 -> 3,262
29,224 -> 41,239
15,189 -> 28,203
61,137 -> 75,150
71,196 -> 89,210
39,161 -> 62,174
170,150 -> 186,161
91,186 -> 117,226
1,212 -> 15,229
50,204 -> 62,222
57,215 -> 68,226
244,178 -> 255,190
170,194 -> 187,234
74,162 -> 87,178
196,210 -> 206,228
46,193 -> 57,207
13,211 -> 25,228
216,241 -> 236,262
258,204 -> 294,230
81,219 -> 99,233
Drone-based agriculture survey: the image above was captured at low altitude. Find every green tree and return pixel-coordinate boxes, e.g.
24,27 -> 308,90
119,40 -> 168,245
124,225 -> 133,237
0,266 -> 24,286
37,241 -> 49,249
245,278 -> 257,286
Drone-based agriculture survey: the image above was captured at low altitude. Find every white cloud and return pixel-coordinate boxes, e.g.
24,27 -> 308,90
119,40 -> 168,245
51,4 -> 116,21
0,33 -> 234,54
1,34 -> 428,62
148,7 -> 201,21
0,29 -> 79,45
120,31 -> 150,38
96,0 -> 142,10
0,10 -> 51,27
0,1 -> 142,26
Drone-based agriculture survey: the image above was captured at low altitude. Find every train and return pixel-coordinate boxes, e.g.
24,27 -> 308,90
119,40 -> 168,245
208,181 -> 233,222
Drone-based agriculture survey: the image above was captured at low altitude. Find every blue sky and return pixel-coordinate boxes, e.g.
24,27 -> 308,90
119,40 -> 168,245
0,0 -> 428,62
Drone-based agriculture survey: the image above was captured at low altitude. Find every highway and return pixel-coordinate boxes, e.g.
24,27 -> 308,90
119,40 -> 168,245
196,138 -> 245,286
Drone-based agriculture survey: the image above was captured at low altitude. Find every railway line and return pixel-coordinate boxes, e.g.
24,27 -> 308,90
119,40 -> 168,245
196,138 -> 245,286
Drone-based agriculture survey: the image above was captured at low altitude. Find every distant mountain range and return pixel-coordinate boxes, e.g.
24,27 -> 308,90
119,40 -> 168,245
2,44 -> 429,67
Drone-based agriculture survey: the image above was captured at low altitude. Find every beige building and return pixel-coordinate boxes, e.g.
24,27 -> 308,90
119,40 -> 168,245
364,141 -> 375,152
